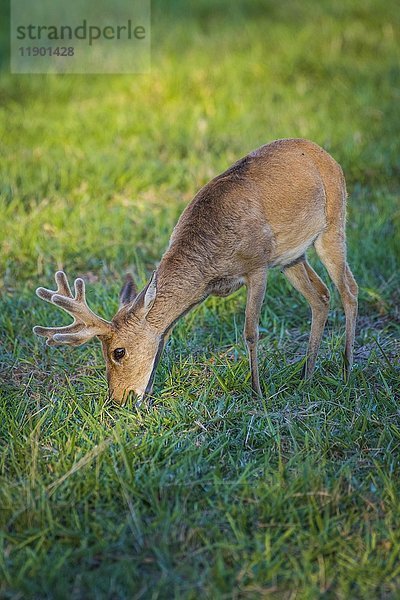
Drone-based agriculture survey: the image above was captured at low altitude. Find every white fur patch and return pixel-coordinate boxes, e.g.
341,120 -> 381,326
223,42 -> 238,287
270,236 -> 316,268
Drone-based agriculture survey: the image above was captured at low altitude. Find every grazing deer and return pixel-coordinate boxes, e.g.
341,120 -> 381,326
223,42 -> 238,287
34,139 -> 358,404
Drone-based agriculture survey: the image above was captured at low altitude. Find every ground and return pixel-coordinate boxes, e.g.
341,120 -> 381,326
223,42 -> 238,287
0,0 -> 399,598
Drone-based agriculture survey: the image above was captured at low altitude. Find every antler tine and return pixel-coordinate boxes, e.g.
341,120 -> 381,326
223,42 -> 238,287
36,270 -> 73,304
51,277 -> 103,326
33,271 -> 112,347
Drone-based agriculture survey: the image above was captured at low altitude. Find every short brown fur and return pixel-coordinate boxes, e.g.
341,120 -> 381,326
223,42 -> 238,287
34,139 -> 358,403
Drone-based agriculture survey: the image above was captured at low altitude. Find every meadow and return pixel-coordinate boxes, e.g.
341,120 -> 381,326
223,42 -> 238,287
0,0 -> 399,597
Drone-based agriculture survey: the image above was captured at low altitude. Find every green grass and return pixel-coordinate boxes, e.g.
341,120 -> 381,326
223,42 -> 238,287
1,0 -> 400,597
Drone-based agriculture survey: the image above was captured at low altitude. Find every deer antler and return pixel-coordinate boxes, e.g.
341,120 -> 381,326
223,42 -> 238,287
33,271 -> 112,346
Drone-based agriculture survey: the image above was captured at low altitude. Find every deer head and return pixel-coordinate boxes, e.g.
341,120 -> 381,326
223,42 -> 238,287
33,271 -> 163,404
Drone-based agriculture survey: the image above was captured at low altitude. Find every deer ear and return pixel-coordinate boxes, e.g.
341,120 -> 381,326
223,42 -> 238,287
119,273 -> 137,307
143,271 -> 157,317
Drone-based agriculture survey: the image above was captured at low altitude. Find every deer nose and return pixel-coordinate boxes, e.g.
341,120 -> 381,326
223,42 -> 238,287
108,385 -> 125,405
109,387 -> 143,407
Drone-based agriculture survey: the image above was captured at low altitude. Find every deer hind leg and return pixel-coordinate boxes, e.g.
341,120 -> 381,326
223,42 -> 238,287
284,258 -> 330,378
314,230 -> 358,378
244,268 -> 267,397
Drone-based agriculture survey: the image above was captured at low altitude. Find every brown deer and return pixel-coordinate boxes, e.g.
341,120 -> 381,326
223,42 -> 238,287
34,138 -> 358,404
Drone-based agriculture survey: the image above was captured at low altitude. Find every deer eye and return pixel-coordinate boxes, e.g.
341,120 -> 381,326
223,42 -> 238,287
113,348 -> 126,361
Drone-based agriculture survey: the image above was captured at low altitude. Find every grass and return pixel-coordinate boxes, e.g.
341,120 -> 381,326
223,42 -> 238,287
1,0 -> 400,597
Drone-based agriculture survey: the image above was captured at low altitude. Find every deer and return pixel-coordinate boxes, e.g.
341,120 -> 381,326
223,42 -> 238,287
33,138 -> 358,405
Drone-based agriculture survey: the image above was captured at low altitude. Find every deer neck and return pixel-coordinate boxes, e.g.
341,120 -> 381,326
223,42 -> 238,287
146,254 -> 208,335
